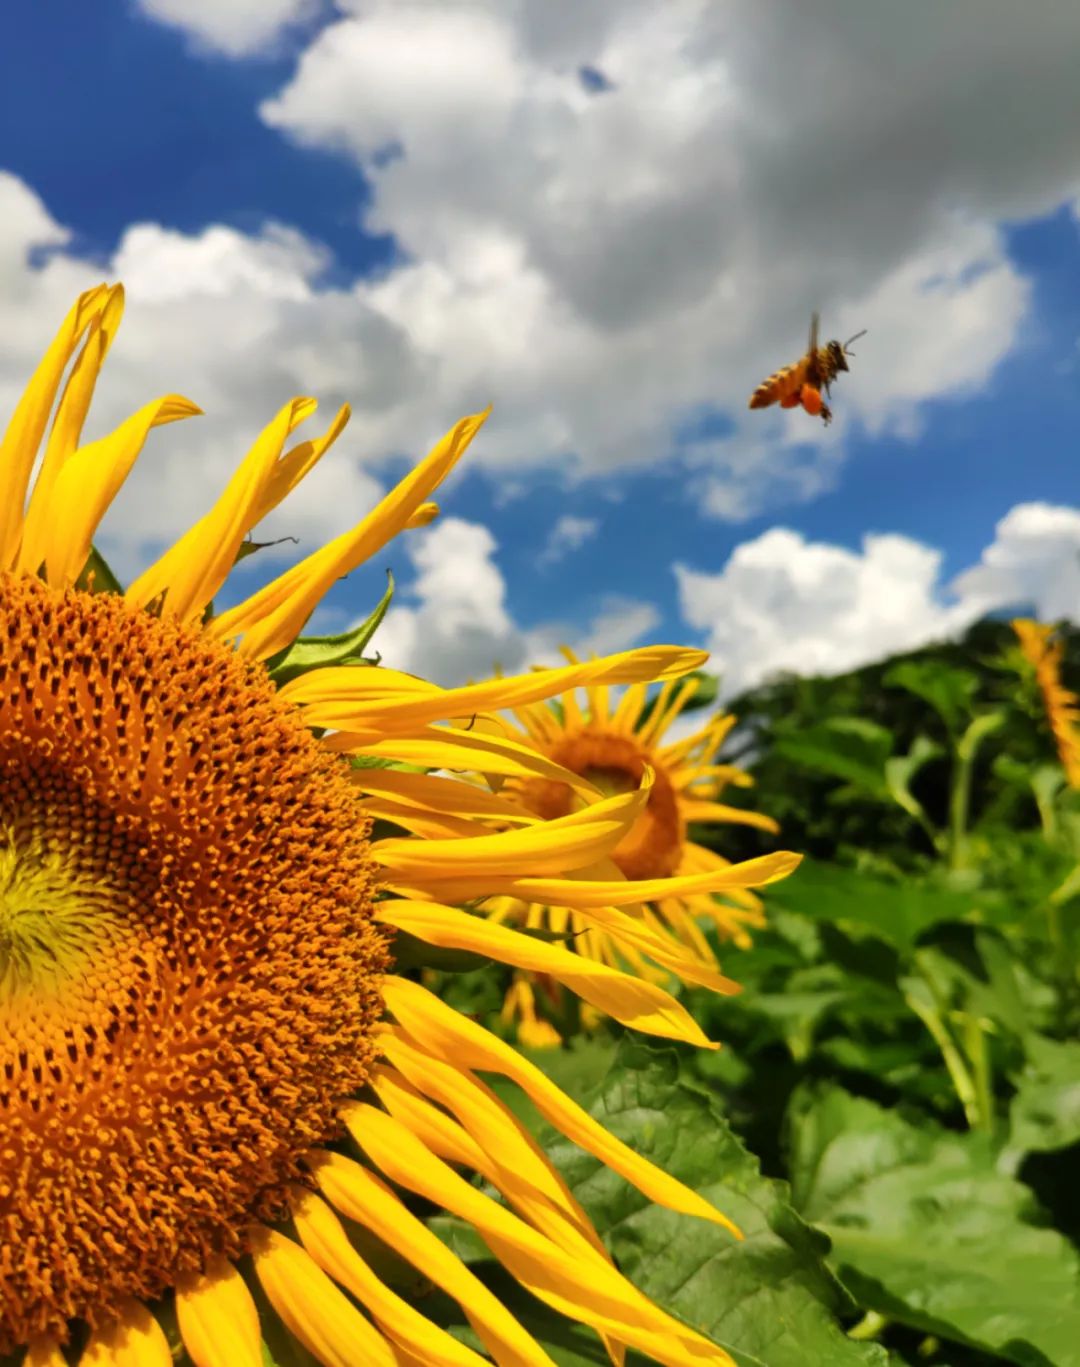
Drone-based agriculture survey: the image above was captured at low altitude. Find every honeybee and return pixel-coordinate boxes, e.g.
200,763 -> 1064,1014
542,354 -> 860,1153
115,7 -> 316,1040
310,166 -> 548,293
748,314 -> 866,425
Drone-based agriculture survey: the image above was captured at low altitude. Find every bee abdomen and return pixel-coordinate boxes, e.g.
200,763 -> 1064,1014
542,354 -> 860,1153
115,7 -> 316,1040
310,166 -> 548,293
748,365 -> 797,409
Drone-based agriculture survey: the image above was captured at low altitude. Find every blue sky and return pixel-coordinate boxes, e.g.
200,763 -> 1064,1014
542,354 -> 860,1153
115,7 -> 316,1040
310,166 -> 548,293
3,0 -> 1080,694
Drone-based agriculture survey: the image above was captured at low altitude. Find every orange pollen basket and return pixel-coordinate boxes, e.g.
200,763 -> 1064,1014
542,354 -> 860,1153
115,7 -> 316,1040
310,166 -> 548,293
518,730 -> 684,880
0,574 -> 386,1352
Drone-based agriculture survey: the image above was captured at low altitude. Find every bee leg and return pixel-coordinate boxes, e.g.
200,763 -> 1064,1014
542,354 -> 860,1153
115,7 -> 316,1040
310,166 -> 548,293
821,401 -> 833,425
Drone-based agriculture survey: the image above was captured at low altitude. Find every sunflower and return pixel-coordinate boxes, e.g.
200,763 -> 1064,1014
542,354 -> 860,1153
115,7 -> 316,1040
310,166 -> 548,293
0,285 -> 799,1366
467,667 -> 779,1045
1014,618 -> 1080,788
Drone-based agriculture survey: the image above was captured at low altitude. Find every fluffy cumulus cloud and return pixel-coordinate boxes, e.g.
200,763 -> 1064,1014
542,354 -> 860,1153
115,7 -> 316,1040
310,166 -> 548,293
373,515 -> 657,686
134,0 -> 318,57
675,501 -> 1080,697
251,0 -> 1080,509
0,173 -> 443,580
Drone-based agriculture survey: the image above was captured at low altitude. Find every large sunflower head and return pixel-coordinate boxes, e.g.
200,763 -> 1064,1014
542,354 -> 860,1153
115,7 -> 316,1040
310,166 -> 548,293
0,286 -> 798,1365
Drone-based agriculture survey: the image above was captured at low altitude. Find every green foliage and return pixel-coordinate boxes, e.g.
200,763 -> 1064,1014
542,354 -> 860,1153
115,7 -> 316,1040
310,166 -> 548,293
787,1086 -> 1080,1366
421,618 -> 1080,1364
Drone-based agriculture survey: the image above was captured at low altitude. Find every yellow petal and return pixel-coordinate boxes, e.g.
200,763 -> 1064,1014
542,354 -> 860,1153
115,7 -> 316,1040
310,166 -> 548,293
208,409 -> 490,660
251,1226 -> 397,1367
175,1255 -> 263,1367
332,724 -> 603,797
378,899 -> 717,1047
0,284 -> 111,568
249,402 -> 351,524
374,1042 -> 614,1270
353,767 -> 537,824
126,397 -> 335,623
291,1186 -> 489,1367
36,395 -> 201,588
280,646 -> 709,736
308,1149 -> 557,1367
405,500 -> 440,528
23,1338 -> 68,1367
382,977 -> 741,1238
677,800 -> 781,833
427,849 -> 801,906
373,779 -> 649,883
345,1102 -> 731,1367
79,1297 -> 173,1367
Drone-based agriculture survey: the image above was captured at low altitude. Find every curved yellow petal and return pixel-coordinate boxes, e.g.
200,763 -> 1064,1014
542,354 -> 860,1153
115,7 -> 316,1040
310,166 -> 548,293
353,767 -> 537,824
126,397 -> 334,622
209,408 -> 490,660
374,777 -> 649,885
382,977 -> 741,1239
0,283 -> 111,568
79,1297 -> 173,1366
678,800 -> 781,833
429,849 -> 801,907
251,1226 -> 397,1367
280,646 -> 709,735
404,500 -> 439,528
378,899 -> 717,1047
290,1186 -> 490,1367
23,1338 -> 68,1367
374,1040 -> 612,1263
249,401 -> 351,525
333,724 -> 604,797
35,395 -> 202,588
175,1255 -> 263,1367
308,1149 -> 557,1367
345,1103 -> 731,1367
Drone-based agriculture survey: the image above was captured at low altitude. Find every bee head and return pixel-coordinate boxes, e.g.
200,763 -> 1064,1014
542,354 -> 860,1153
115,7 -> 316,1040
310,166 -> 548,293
827,339 -> 848,372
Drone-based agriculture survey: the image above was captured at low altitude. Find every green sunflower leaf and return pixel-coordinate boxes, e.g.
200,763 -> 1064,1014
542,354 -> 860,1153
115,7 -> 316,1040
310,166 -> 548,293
787,1084 -> 1080,1365
1006,1035 -> 1080,1161
265,570 -> 394,686
538,1039 -> 888,1367
762,858 -> 980,952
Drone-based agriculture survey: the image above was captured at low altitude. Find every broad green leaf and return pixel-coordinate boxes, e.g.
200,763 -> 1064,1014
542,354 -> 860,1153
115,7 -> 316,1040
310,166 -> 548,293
764,860 -> 977,952
773,719 -> 893,796
883,661 -> 979,735
787,1084 -> 1080,1366
539,1040 -> 887,1367
1007,1035 -> 1080,1160
266,570 -> 393,685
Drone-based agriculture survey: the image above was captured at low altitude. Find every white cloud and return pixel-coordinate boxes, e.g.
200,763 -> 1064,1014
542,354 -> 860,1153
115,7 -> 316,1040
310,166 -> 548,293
373,515 -> 656,685
537,513 -> 599,566
134,0 -> 318,57
675,502 -> 1080,697
0,173 -> 433,581
250,0 -> 1077,508
952,502 -> 1080,623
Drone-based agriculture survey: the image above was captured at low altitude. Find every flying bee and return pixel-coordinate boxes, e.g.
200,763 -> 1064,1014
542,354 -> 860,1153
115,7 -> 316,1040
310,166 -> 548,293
748,314 -> 866,426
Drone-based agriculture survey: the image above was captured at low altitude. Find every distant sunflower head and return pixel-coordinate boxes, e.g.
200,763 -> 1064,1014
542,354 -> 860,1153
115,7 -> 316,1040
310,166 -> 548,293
0,286 -> 797,1365
1014,618 -> 1080,788
496,666 -> 780,1043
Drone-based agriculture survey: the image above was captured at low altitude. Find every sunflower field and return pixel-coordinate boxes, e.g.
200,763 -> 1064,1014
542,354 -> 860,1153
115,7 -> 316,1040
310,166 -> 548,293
422,617 -> 1080,1367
